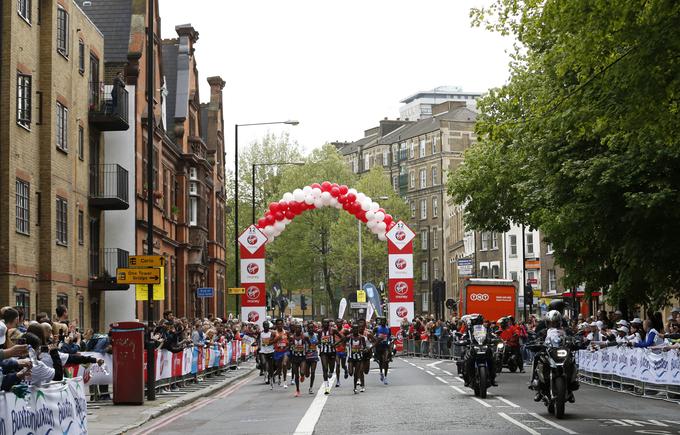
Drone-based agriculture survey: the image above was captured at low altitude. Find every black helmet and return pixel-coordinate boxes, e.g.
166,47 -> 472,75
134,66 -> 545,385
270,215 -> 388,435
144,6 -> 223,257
548,300 -> 565,315
466,313 -> 484,326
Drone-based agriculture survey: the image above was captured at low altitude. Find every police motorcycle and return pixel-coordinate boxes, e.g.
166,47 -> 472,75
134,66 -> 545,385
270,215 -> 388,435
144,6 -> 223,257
494,317 -> 522,373
455,314 -> 497,398
528,310 -> 580,419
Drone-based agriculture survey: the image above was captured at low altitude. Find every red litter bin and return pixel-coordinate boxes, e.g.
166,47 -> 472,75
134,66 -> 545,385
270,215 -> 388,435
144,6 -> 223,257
111,321 -> 145,405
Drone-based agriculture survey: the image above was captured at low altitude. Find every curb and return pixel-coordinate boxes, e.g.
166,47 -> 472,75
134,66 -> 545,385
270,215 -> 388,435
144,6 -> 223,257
113,365 -> 257,434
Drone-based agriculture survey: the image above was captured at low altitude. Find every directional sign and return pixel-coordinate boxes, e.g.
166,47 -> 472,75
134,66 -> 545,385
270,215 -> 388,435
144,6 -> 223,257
129,255 -> 165,268
135,266 -> 165,300
117,267 -> 160,284
228,287 -> 246,295
197,287 -> 214,298
350,302 -> 369,309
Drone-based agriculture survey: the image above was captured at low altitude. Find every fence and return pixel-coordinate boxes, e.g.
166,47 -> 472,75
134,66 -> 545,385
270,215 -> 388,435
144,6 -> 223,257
576,346 -> 680,403
400,337 -> 456,359
65,340 -> 254,400
0,378 -> 87,435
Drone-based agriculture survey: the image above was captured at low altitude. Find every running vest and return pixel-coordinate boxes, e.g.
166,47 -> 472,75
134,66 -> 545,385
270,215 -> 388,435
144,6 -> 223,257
274,330 -> 288,352
375,325 -> 391,347
291,336 -> 305,357
260,330 -> 274,354
306,333 -> 319,359
319,329 -> 335,353
348,336 -> 366,361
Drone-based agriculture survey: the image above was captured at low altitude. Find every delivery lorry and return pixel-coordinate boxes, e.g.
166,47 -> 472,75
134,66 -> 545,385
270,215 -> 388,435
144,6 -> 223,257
459,278 -> 517,321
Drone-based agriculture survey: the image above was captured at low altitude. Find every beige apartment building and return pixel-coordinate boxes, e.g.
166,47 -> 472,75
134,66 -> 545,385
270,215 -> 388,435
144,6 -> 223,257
0,0 -> 129,328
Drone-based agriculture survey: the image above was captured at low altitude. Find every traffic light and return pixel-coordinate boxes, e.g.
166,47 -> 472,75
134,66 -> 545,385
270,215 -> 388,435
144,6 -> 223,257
301,295 -> 307,311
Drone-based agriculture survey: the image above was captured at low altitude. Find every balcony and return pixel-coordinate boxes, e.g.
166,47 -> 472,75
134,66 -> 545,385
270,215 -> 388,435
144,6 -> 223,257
89,248 -> 129,291
88,82 -> 129,131
90,164 -> 129,210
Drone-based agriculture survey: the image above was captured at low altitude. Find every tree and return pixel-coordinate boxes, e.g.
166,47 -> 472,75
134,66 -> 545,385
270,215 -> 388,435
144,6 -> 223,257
449,0 -> 680,308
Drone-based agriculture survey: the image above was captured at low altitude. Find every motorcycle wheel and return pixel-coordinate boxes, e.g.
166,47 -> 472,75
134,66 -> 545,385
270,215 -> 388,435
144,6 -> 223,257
478,366 -> 488,399
554,377 -> 566,419
496,359 -> 502,374
508,359 -> 517,373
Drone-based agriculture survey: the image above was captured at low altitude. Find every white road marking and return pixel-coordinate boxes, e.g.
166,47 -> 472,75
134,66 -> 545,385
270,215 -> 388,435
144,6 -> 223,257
450,385 -> 467,394
452,376 -> 464,382
417,366 -> 424,370
495,396 -> 520,408
293,375 -> 336,435
435,376 -> 449,384
497,412 -> 541,435
471,397 -> 492,408
528,412 -> 578,434
442,370 -> 453,376
426,370 -> 436,376
427,360 -> 443,369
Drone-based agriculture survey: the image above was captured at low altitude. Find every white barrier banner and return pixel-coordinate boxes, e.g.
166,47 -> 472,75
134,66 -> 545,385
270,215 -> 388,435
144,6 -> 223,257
579,347 -> 680,385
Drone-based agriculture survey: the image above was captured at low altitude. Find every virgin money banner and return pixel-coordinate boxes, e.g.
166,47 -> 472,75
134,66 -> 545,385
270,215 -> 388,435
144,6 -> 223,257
578,347 -> 680,385
389,278 -> 414,302
241,306 -> 266,326
240,259 -> 265,283
241,283 -> 266,306
389,302 -> 414,328
388,254 -> 413,279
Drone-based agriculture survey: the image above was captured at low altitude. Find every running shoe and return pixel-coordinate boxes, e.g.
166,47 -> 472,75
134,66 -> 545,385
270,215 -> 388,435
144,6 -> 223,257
380,373 -> 384,382
309,387 -> 314,395
360,387 -> 365,393
353,388 -> 358,395
324,387 -> 330,395
270,382 -> 274,390
344,370 -> 349,379
383,377 -> 389,385
284,383 -> 288,389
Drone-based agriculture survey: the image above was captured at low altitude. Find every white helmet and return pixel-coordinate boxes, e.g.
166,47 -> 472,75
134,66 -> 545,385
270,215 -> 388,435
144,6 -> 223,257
545,310 -> 562,326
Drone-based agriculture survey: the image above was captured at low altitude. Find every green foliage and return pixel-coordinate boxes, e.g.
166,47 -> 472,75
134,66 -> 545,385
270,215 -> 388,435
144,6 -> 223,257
450,0 -> 680,308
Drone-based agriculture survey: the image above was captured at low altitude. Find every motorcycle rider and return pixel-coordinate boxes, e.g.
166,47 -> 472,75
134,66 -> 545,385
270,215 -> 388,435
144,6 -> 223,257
529,299 -> 570,399
499,316 -> 524,373
459,314 -> 497,387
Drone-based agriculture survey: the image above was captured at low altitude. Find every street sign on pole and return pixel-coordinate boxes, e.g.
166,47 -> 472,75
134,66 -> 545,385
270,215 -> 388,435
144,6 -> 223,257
228,287 -> 246,295
197,287 -> 215,298
350,302 -> 369,309
357,290 -> 367,303
117,268 -> 161,284
129,255 -> 165,268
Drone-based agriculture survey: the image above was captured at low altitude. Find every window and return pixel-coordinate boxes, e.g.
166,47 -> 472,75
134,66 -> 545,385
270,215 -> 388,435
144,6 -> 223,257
422,260 -> 428,281
15,289 -> 30,320
547,243 -> 554,254
392,175 -> 398,191
409,172 -> 415,189
548,269 -> 557,293
78,210 -> 84,245
433,229 -> 438,249
77,125 -> 84,160
510,271 -> 518,281
432,196 -> 438,218
364,153 -> 370,171
509,234 -> 517,256
422,292 -> 429,312
56,197 -> 67,245
17,73 -> 32,127
410,202 -> 416,218
526,232 -> 535,256
16,179 -> 30,235
78,40 -> 85,73
17,0 -> 31,22
491,232 -> 498,249
433,260 -> 439,280
56,6 -> 68,57
420,199 -> 427,220
480,265 -> 489,278
419,139 -> 425,158
57,293 -> 68,308
431,166 -> 438,185
432,135 -> 437,154
409,142 -> 414,158
421,230 -> 428,250
383,149 -> 389,166
56,102 -> 68,151
481,232 -> 490,250
491,264 -> 500,279
189,197 -> 198,226
419,169 -> 426,189
527,270 -> 537,287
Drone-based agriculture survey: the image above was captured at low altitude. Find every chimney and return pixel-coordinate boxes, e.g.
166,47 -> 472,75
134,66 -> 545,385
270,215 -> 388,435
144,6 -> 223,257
207,76 -> 225,104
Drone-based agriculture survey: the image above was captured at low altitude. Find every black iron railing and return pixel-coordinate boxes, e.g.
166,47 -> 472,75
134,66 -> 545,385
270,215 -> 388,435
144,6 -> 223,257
90,164 -> 129,205
89,81 -> 129,124
90,248 -> 129,280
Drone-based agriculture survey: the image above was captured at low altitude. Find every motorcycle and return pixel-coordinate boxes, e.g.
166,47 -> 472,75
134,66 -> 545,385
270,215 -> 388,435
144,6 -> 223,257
467,324 -> 494,398
495,340 -> 521,373
531,335 -> 579,419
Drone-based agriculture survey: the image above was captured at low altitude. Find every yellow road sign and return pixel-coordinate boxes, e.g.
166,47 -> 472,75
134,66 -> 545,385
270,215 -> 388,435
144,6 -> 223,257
136,267 -> 166,301
117,267 -> 161,284
129,255 -> 165,268
228,287 -> 246,295
357,290 -> 367,303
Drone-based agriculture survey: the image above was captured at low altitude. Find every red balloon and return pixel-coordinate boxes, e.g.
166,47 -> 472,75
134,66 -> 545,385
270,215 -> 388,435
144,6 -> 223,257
331,183 -> 339,190
321,181 -> 332,192
377,208 -> 385,213
265,214 -> 275,226
337,195 -> 347,204
342,202 -> 351,211
384,214 -> 393,226
257,217 -> 267,227
290,202 -> 302,214
352,202 -> 362,214
278,201 -> 288,211
339,185 -> 348,195
346,193 -> 356,203
330,186 -> 340,197
269,202 -> 279,213
274,211 -> 284,221
285,210 -> 295,220
311,183 -> 321,190
356,211 -> 367,222
387,221 -> 396,230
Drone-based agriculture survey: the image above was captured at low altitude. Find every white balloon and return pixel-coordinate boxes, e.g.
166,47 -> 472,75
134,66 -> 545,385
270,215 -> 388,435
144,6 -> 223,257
335,202 -> 343,209
365,210 -> 376,221
376,222 -> 387,232
364,196 -> 372,205
293,189 -> 304,202
314,198 -> 324,209
312,187 -> 322,197
302,186 -> 312,194
374,211 -> 385,221
356,193 -> 366,203
321,191 -> 331,201
283,218 -> 291,225
282,192 -> 294,202
366,220 -> 376,229
348,188 -> 358,195
304,194 -> 315,205
263,225 -> 275,236
378,233 -> 387,241
361,200 -> 371,211
274,221 -> 285,231
266,235 -> 275,244
370,202 -> 379,212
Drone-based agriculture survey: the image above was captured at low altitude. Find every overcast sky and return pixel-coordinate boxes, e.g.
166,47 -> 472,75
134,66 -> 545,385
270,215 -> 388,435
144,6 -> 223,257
160,0 -> 513,160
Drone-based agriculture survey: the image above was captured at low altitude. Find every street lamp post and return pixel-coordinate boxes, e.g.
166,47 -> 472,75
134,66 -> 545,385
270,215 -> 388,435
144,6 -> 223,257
251,162 -> 305,224
234,121 -> 299,318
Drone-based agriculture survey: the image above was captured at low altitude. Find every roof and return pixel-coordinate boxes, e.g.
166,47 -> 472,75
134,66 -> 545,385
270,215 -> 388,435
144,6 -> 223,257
400,87 -> 482,104
76,0 -> 132,63
378,107 -> 477,144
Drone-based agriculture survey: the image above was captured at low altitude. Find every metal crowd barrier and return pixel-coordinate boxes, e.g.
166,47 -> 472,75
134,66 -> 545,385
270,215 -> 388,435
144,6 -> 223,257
399,337 -> 455,359
578,369 -> 680,404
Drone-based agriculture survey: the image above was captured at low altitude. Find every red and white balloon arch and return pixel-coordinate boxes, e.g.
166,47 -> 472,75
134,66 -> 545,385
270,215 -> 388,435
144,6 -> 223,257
255,181 -> 395,243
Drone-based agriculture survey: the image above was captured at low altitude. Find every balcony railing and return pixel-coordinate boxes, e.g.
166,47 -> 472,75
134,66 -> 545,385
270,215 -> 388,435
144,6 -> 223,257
89,164 -> 129,210
89,82 -> 129,131
90,248 -> 129,291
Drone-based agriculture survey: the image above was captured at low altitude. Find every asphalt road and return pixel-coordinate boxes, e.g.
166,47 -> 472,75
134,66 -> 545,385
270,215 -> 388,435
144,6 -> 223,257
131,356 -> 680,435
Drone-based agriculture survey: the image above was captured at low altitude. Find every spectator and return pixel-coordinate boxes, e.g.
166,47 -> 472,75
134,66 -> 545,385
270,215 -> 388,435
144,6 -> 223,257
56,305 -> 68,325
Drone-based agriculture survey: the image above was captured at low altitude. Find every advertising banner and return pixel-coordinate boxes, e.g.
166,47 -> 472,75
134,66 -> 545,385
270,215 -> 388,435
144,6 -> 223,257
388,302 -> 414,328
388,253 -> 413,278
578,347 -> 680,386
240,258 -> 265,283
241,306 -> 266,326
241,283 -> 266,307
388,278 -> 414,302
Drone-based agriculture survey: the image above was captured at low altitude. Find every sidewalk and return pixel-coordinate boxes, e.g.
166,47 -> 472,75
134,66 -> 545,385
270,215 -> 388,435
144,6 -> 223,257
88,361 -> 257,435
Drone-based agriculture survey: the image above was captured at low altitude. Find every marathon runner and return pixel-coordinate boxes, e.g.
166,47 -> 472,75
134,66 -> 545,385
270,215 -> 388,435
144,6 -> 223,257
289,323 -> 307,397
258,321 -> 276,388
318,318 -> 338,395
358,318 -> 375,384
271,318 -> 290,388
374,316 -> 392,385
346,323 -> 368,394
334,319 -> 349,384
304,321 -> 319,394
